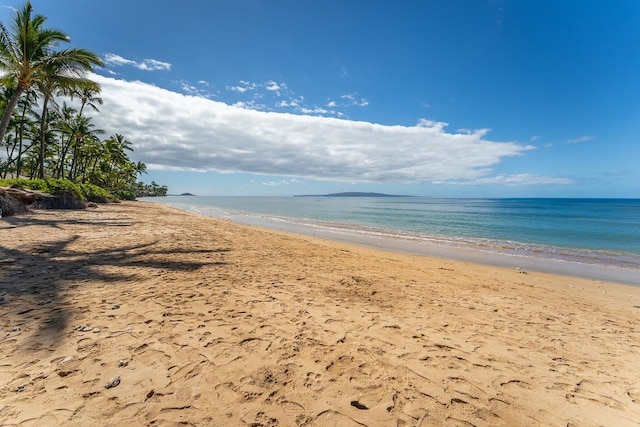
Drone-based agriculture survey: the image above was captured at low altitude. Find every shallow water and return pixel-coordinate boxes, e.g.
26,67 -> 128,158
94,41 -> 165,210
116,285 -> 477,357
146,196 -> 640,285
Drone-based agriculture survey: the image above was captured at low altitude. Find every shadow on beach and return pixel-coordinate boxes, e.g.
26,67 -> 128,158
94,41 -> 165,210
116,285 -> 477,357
0,213 -> 230,349
1,212 -> 137,230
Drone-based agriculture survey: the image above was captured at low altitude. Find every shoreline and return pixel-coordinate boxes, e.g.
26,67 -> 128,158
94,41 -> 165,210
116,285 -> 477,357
2,201 -> 640,426
157,200 -> 640,287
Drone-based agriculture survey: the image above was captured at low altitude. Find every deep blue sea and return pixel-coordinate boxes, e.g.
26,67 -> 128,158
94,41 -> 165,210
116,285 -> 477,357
148,196 -> 640,272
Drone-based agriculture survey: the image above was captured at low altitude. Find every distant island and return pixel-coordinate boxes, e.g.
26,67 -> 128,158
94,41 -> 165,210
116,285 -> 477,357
294,192 -> 411,198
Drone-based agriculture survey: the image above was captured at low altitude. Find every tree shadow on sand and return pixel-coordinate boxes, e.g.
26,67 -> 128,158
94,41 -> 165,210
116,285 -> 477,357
0,216 -> 230,350
1,212 -> 137,230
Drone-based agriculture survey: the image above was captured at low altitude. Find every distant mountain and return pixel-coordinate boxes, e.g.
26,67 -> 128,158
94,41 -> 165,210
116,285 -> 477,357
179,193 -> 195,196
294,192 -> 410,198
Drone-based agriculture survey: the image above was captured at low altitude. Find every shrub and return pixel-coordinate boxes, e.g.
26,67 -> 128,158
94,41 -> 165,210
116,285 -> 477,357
113,189 -> 136,201
0,178 -> 116,202
78,184 -> 114,203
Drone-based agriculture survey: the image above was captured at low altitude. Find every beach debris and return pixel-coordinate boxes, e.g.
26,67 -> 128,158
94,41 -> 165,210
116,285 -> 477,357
92,327 -> 101,333
516,268 -> 528,274
11,326 -> 21,332
350,400 -> 369,410
112,303 -> 120,310
75,325 -> 93,332
105,376 -> 121,389
118,359 -> 129,368
58,370 -> 74,378
59,356 -> 74,365
0,296 -> 5,303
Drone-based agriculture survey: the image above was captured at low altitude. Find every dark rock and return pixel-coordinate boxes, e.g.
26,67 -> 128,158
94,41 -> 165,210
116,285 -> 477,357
31,190 -> 86,210
1,186 -> 86,214
3,187 -> 38,205
0,189 -> 30,217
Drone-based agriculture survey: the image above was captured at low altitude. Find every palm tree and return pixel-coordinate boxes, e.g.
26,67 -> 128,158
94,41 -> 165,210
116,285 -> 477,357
66,114 -> 104,181
70,80 -> 102,116
13,86 -> 38,177
0,1 -> 103,148
35,61 -> 98,178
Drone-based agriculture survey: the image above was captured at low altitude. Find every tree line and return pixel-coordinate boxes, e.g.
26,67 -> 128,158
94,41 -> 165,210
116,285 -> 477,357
0,2 -> 163,199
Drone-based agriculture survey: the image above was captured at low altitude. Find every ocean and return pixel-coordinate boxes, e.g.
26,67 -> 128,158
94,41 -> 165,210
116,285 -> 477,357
146,196 -> 640,284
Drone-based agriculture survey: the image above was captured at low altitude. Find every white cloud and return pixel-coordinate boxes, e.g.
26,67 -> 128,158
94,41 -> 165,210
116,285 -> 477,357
472,174 -> 574,186
103,53 -> 171,71
265,80 -> 285,93
103,53 -> 136,67
341,93 -> 368,107
177,80 -> 216,98
276,98 -> 302,108
300,106 -> 328,115
138,58 -> 171,71
227,80 -> 352,117
326,94 -> 369,110
262,178 -> 305,187
567,135 -> 595,144
228,81 -> 257,93
87,74 -> 552,186
232,100 -> 266,110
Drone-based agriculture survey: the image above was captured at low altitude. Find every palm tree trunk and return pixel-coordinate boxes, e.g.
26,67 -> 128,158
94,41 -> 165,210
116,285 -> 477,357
57,136 -> 73,179
38,95 -> 51,179
15,93 -> 30,178
0,86 -> 25,149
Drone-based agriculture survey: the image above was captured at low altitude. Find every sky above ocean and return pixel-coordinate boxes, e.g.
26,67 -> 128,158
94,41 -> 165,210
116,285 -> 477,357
2,0 -> 638,197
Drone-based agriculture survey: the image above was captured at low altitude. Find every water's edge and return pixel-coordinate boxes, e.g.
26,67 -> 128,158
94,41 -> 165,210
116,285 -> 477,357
148,200 -> 640,287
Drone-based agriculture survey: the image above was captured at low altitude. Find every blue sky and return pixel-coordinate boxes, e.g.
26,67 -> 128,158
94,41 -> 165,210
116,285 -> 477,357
2,0 -> 639,197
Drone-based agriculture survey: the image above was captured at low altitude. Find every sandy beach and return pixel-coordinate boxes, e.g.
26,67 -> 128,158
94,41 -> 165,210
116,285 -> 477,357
1,201 -> 640,427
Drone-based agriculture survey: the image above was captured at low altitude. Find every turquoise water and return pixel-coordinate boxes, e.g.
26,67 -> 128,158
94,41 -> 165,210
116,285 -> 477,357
149,196 -> 640,270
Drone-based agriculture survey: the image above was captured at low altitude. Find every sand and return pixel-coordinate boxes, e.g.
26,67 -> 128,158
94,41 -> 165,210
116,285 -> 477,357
1,201 -> 639,427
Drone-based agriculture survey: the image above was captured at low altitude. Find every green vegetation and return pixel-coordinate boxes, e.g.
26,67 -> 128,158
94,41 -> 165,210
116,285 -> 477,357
0,178 -> 114,202
132,181 -> 168,198
0,2 -> 165,199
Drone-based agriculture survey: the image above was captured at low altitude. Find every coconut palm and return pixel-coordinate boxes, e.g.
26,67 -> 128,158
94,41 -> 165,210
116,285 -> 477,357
34,60 -> 99,178
13,86 -> 38,177
70,80 -> 102,116
0,85 -> 39,178
0,1 -> 103,149
67,115 -> 104,181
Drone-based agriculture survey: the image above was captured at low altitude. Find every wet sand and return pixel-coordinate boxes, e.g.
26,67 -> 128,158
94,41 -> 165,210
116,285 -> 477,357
208,209 -> 640,286
1,201 -> 640,426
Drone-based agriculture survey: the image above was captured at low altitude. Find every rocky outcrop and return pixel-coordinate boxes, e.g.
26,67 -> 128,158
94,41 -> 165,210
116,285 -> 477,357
30,190 -> 87,210
0,186 -> 87,218
0,188 -> 30,217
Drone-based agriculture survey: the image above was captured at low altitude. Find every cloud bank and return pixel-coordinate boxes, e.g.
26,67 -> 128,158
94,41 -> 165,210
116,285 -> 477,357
88,74 -> 566,186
